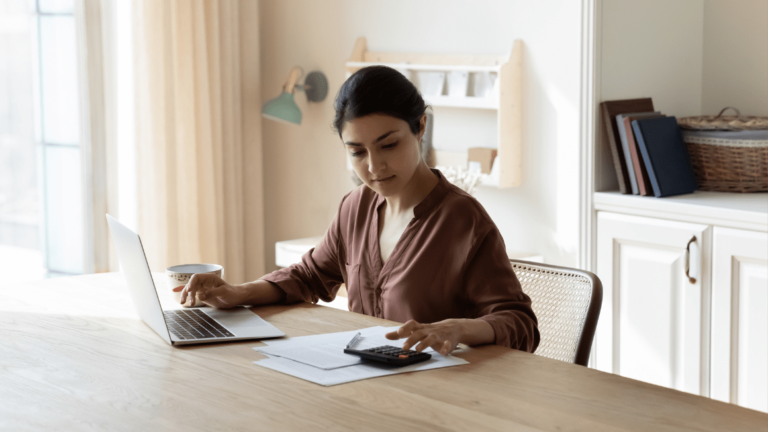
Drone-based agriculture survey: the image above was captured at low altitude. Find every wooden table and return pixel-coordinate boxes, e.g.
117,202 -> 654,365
2,273 -> 766,431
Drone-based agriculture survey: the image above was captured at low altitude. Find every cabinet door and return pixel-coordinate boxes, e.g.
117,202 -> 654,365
711,227 -> 768,413
596,212 -> 710,395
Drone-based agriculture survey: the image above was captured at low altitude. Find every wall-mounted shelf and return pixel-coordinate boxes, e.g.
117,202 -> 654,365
346,61 -> 501,73
345,37 -> 523,188
422,95 -> 498,110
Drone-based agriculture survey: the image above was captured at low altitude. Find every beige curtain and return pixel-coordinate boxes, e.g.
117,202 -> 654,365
132,0 -> 250,283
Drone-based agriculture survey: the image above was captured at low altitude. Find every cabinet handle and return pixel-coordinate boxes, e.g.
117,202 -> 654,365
685,235 -> 697,284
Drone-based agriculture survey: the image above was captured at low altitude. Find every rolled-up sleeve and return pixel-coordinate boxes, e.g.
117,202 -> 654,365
464,227 -> 540,353
261,197 -> 347,304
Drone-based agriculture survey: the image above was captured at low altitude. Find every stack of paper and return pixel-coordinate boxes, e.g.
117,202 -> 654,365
253,326 -> 469,386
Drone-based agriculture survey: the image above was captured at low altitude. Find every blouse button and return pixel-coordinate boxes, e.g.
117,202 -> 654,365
375,307 -> 381,314
518,293 -> 525,301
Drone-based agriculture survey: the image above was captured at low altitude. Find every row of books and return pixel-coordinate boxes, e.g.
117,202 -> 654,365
600,98 -> 698,197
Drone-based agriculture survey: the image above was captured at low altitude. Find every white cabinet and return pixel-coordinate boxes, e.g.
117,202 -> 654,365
596,211 -> 710,395
593,192 -> 768,412
585,0 -> 768,413
711,227 -> 768,413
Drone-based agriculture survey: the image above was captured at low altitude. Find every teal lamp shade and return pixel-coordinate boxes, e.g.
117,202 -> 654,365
261,92 -> 302,125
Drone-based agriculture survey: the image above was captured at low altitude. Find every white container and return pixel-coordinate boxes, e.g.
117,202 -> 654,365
166,263 -> 224,304
471,71 -> 497,98
447,71 -> 469,97
416,71 -> 445,97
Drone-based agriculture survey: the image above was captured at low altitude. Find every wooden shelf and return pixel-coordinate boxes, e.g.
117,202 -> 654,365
423,95 -> 498,110
346,61 -> 501,73
345,37 -> 523,188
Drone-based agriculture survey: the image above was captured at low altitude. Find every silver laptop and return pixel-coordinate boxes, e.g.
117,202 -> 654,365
106,214 -> 285,346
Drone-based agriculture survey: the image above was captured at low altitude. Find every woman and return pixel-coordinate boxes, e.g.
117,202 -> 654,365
180,66 -> 539,355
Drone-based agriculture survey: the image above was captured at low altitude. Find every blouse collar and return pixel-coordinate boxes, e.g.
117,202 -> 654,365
375,169 -> 451,219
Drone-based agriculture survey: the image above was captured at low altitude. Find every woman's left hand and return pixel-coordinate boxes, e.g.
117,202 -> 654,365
385,319 -> 462,356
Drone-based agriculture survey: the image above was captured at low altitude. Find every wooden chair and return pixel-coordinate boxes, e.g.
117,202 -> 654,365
510,259 -> 603,367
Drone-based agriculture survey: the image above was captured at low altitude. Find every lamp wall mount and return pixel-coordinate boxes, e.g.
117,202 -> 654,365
299,71 -> 329,102
283,67 -> 328,102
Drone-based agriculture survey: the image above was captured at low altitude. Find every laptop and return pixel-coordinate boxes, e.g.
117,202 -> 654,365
106,214 -> 285,346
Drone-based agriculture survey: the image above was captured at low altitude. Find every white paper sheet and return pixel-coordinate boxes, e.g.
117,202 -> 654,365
255,326 -> 434,370
252,326 -> 467,386
254,350 -> 467,386
259,326 -> 385,348
256,344 -> 363,369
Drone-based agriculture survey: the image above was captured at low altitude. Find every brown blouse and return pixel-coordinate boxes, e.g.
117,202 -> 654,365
263,171 -> 540,352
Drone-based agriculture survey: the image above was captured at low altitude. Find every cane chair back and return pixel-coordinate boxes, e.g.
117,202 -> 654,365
511,259 -> 602,367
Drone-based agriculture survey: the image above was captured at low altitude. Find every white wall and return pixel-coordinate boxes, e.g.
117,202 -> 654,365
600,0 -> 705,117
256,0 -> 584,271
702,0 -> 768,116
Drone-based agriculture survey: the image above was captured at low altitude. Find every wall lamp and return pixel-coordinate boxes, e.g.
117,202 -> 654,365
261,67 -> 328,126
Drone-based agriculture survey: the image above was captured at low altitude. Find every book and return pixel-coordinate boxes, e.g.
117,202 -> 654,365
631,116 -> 698,197
623,113 -> 665,196
599,99 -> 655,194
616,111 -> 661,194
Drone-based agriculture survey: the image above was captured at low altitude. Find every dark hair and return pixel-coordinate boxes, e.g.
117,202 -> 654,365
333,66 -> 428,137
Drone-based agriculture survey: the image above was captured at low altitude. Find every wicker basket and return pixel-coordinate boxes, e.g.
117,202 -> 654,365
678,107 -> 768,131
679,108 -> 768,193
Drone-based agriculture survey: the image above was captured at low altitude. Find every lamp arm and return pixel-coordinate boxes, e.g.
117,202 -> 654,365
283,67 -> 302,93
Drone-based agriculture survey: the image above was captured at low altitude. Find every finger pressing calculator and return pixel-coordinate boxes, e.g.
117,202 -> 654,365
343,345 -> 432,367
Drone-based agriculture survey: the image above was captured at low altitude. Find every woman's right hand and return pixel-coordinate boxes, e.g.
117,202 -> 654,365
176,273 -> 245,309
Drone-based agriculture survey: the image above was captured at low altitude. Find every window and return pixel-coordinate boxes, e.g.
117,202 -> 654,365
0,0 -> 84,281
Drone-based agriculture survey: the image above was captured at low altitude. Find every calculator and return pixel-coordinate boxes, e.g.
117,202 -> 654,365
343,345 -> 432,367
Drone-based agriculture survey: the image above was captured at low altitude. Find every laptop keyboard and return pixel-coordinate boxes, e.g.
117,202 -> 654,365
164,309 -> 235,340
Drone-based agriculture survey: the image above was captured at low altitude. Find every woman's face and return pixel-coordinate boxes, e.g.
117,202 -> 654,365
341,114 -> 425,197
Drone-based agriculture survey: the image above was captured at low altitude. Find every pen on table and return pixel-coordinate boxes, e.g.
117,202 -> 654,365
346,332 -> 362,349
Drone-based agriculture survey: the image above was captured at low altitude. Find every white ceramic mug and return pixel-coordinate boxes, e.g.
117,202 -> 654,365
166,263 -> 224,305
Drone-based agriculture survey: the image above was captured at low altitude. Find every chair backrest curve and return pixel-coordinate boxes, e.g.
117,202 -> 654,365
510,259 -> 603,367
